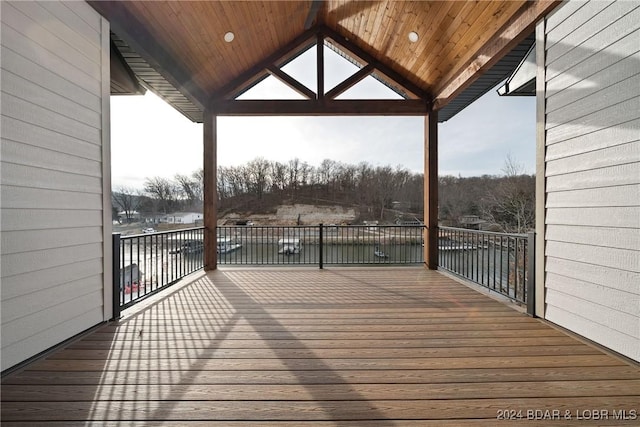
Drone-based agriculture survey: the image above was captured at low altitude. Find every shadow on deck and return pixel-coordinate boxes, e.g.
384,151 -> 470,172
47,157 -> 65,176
2,268 -> 639,425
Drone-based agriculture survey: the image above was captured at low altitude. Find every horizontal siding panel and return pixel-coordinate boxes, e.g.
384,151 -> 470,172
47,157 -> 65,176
546,206 -> 640,228
1,227 -> 103,255
2,3 -> 100,76
1,93 -> 100,144
1,290 -> 103,348
10,1 -> 101,63
545,288 -> 639,338
0,259 -> 103,300
546,8 -> 640,81
546,74 -> 640,129
546,224 -> 640,251
547,1 -> 638,62
546,162 -> 640,191
61,0 -> 102,31
546,241 -> 639,272
546,141 -> 640,176
1,139 -> 101,178
1,307 -> 104,371
545,1 -> 586,33
1,116 -> 101,161
41,1 -> 100,41
0,25 -> 100,95
2,275 -> 102,324
546,272 -> 640,316
1,209 -> 102,232
0,0 -> 106,372
546,97 -> 640,145
546,257 -> 640,295
546,118 -> 640,160
546,185 -> 640,208
545,0 -> 612,52
547,47 -> 640,111
0,185 -> 102,210
545,305 -> 639,361
2,70 -> 101,127
2,70 -> 101,128
1,162 -> 102,194
1,243 -> 103,278
1,47 -> 101,113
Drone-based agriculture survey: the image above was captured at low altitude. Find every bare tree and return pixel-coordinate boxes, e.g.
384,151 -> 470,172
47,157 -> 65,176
191,168 -> 204,203
481,156 -> 535,232
144,177 -> 176,214
113,186 -> 140,223
246,157 -> 271,199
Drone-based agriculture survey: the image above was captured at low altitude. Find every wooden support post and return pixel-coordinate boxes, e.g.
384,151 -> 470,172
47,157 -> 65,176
424,110 -> 438,269
203,110 -> 217,270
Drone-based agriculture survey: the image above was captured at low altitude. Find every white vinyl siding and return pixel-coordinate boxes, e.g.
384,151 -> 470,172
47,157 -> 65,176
0,1 -> 109,371
543,0 -> 640,362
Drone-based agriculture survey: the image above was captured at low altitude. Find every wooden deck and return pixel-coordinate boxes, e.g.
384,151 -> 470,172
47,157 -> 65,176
2,268 -> 639,426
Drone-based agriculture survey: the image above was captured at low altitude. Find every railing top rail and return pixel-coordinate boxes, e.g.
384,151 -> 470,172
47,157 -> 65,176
218,224 -> 426,229
439,226 -> 528,238
117,226 -> 205,240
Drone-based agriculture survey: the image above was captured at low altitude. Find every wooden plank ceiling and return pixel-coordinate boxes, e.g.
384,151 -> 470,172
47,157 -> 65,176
91,1 -> 557,120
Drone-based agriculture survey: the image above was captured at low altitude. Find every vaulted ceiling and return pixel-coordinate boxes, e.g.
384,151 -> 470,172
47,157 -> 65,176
91,0 -> 558,122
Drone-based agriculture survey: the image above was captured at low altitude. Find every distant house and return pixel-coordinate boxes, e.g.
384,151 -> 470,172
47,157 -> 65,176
117,210 -> 141,222
391,201 -> 410,211
161,212 -> 203,225
459,215 -> 487,230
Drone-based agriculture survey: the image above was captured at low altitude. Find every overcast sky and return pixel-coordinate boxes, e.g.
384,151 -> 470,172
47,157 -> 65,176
110,46 -> 535,189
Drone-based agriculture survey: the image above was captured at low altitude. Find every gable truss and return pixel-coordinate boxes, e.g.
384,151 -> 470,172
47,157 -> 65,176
209,26 -> 431,116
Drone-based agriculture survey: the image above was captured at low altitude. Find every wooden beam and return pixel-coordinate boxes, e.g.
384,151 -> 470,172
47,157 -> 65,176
266,66 -> 316,99
212,27 -> 319,100
304,0 -> 323,30
434,0 -> 560,109
210,99 -> 429,116
203,111 -> 217,271
317,34 -> 325,99
424,110 -> 438,270
320,26 -> 430,101
88,1 -> 208,108
325,64 -> 374,99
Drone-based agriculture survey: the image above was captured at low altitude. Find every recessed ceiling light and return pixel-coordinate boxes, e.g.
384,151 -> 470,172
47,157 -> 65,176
224,32 -> 235,43
408,31 -> 419,43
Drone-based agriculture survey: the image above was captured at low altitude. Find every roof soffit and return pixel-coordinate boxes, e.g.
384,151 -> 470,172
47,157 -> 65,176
91,1 -> 559,121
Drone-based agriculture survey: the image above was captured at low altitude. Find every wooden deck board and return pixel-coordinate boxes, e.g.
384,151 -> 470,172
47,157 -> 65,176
2,268 -> 639,425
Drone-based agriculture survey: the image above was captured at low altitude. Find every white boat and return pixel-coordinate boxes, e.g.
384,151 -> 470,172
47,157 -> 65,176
278,238 -> 301,255
374,247 -> 388,258
217,237 -> 242,254
181,240 -> 204,254
438,238 -> 476,251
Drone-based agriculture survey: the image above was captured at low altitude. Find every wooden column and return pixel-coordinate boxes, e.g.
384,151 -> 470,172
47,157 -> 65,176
424,110 -> 438,269
203,110 -> 217,270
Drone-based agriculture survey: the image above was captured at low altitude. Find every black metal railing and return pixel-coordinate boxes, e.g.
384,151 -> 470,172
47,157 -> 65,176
112,225 -> 534,317
438,226 -> 535,314
217,224 -> 425,267
112,227 -> 204,318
